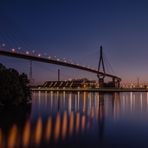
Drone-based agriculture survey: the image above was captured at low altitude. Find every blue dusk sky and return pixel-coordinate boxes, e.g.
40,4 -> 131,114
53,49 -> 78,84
0,0 -> 148,83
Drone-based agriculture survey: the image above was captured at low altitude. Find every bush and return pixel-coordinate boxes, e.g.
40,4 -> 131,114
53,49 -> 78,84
0,63 -> 31,106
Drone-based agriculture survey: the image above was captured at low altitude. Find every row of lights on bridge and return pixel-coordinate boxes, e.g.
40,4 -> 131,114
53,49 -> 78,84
9,47 -> 96,70
1,43 -> 96,70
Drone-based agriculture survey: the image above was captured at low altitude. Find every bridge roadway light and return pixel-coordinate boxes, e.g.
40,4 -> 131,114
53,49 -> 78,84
26,51 -> 29,55
2,43 -> 5,47
11,48 -> 16,52
18,47 -> 21,50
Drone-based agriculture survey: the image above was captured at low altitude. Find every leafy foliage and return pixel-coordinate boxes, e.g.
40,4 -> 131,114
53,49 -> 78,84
0,63 -> 31,106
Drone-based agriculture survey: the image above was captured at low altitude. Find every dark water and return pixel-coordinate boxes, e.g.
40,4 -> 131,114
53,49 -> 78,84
1,91 -> 148,148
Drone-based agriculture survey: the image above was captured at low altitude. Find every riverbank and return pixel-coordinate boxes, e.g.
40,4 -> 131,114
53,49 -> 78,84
31,87 -> 148,92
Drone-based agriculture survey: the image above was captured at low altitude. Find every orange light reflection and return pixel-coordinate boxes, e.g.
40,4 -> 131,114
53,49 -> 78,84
0,129 -> 3,148
54,113 -> 61,142
45,117 -> 52,142
76,112 -> 80,133
62,111 -> 68,139
8,124 -> 18,148
81,115 -> 86,132
34,117 -> 42,146
22,120 -> 31,147
69,112 -> 74,135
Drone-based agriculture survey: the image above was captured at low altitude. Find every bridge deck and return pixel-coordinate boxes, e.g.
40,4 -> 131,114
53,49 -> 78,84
0,50 -> 121,81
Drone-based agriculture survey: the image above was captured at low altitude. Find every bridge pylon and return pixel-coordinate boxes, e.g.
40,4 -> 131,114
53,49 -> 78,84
97,46 -> 105,88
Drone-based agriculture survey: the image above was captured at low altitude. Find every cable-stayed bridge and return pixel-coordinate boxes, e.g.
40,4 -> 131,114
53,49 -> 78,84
0,46 -> 121,88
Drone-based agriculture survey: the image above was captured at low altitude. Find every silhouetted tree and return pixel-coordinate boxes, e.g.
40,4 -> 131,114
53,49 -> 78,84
0,63 -> 31,106
19,73 -> 31,103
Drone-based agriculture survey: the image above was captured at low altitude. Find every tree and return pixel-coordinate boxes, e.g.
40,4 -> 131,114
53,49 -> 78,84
0,63 -> 31,106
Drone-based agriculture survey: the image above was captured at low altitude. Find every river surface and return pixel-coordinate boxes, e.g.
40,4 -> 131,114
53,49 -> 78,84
1,91 -> 148,148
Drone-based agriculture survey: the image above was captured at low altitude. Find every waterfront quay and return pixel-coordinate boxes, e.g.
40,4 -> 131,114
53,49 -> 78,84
31,87 -> 148,92
32,79 -> 148,92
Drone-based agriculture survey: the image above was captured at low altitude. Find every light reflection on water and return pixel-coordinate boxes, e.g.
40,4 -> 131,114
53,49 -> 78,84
0,92 -> 148,147
22,120 -> 31,147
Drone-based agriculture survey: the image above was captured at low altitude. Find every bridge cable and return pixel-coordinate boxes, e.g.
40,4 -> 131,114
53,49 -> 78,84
102,51 -> 115,75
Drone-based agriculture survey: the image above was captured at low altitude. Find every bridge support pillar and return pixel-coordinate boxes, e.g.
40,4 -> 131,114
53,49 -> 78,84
99,78 -> 104,88
117,80 -> 120,88
97,46 -> 105,88
112,78 -> 120,88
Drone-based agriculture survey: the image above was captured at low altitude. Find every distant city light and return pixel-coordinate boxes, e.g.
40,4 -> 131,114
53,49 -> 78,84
11,48 -> 15,52
2,43 -> 5,47
38,54 -> 41,57
18,47 -> 21,50
26,51 -> 29,55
